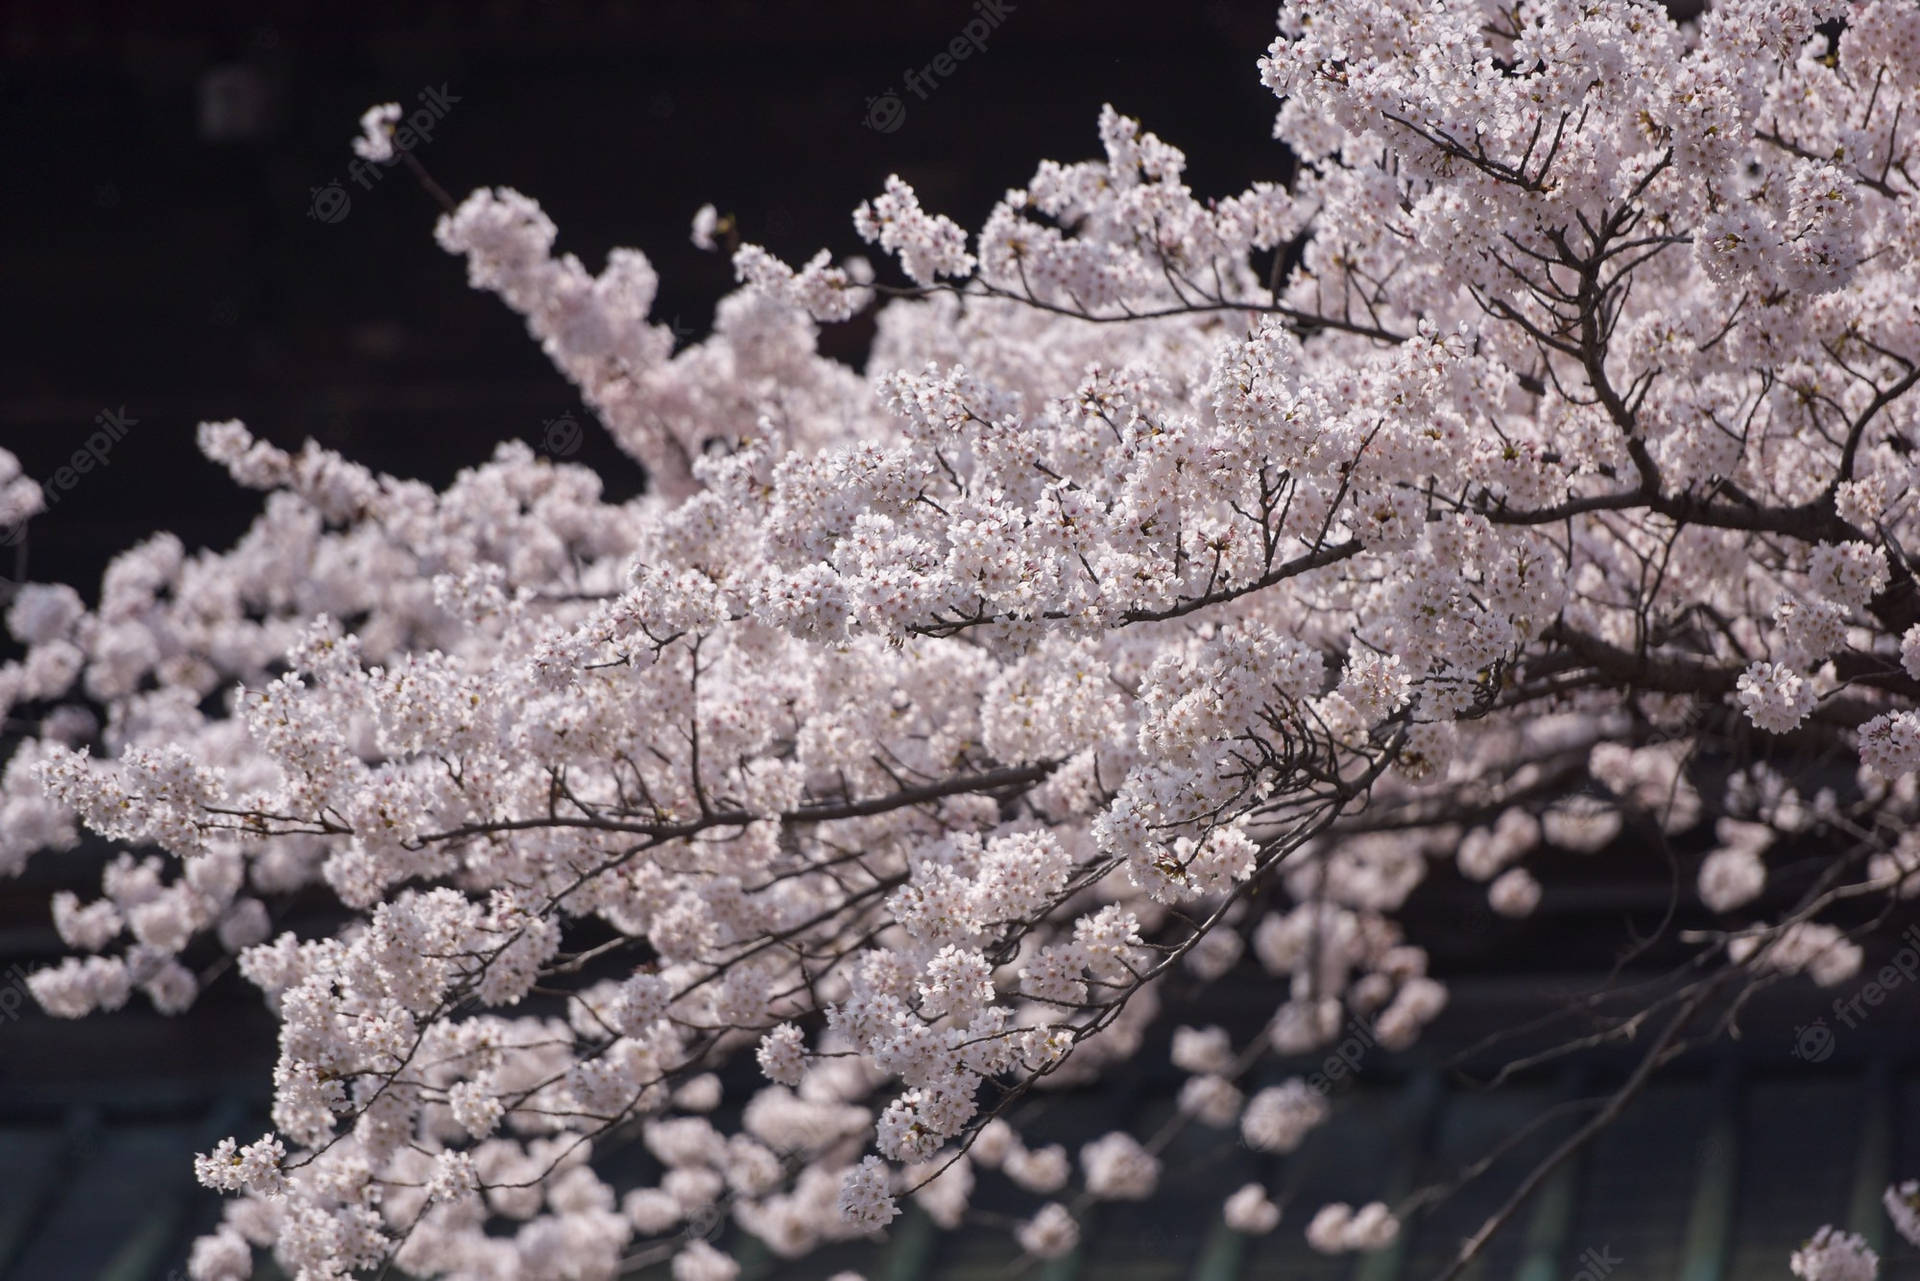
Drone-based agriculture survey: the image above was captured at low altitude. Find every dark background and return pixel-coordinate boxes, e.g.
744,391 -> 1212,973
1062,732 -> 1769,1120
0,0 -> 1285,594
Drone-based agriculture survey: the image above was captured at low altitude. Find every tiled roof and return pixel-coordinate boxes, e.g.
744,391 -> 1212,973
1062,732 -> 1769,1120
4,998 -> 1914,1281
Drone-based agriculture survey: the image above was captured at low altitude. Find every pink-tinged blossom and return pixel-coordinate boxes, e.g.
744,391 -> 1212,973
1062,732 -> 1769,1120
1738,662 -> 1819,734
1016,1203 -> 1079,1258
1223,1183 -> 1281,1234
836,1156 -> 899,1231
1885,1182 -> 1920,1247
1791,1228 -> 1878,1281
1241,1080 -> 1328,1154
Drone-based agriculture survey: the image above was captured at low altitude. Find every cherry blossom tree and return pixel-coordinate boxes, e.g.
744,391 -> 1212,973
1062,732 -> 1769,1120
6,1 -> 1920,1277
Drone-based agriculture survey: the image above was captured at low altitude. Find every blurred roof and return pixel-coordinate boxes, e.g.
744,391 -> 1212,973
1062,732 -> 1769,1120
3,958 -> 1915,1281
